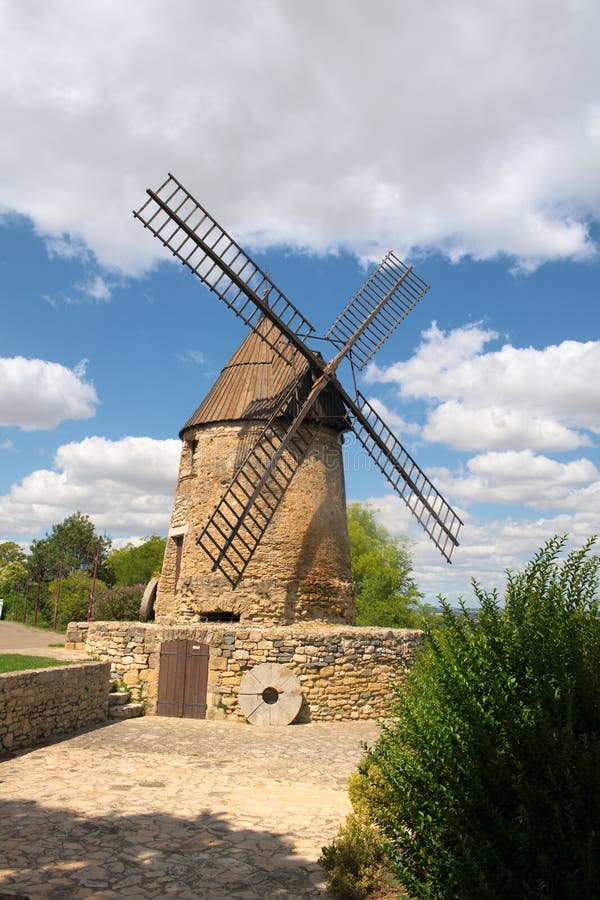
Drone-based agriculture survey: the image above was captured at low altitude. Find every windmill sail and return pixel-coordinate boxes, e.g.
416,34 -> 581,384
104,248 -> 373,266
134,173 -> 314,363
134,175 -> 462,578
350,391 -> 462,561
325,251 -> 429,371
199,273 -> 457,581
198,369 -> 317,585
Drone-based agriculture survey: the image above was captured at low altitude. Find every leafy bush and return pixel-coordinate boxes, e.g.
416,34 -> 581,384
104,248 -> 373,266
320,770 -> 394,899
362,536 -> 600,899
93,584 -> 144,621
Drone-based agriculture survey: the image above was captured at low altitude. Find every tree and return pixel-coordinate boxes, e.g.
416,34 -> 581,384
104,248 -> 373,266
28,512 -> 112,583
0,541 -> 26,567
0,543 -> 28,619
355,536 -> 600,899
347,503 -> 422,627
47,571 -> 108,631
25,512 -> 112,627
0,560 -> 28,593
0,560 -> 28,619
106,535 -> 166,586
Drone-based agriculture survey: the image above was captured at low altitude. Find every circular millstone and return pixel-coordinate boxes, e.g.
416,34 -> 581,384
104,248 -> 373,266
238,663 -> 302,725
139,577 -> 159,621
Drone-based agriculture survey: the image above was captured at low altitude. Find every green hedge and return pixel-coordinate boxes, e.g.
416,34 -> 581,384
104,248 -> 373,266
323,536 -> 600,899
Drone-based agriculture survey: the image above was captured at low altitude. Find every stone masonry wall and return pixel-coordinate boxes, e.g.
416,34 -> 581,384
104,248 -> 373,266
0,662 -> 111,753
66,622 -> 423,722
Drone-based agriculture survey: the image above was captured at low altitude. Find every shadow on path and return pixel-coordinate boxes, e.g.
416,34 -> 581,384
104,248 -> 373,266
0,798 -> 329,899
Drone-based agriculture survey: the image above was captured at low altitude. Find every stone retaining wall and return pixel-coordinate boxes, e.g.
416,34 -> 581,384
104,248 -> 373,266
66,622 -> 423,722
0,662 -> 111,753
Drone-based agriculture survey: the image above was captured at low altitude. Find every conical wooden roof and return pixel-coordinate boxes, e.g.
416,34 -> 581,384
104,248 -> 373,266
180,321 -> 348,436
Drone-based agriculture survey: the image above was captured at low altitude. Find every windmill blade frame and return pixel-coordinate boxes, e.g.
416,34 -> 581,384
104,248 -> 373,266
134,174 -> 462,576
325,251 -> 429,371
197,365 -> 317,585
202,372 -> 462,583
340,387 -> 463,561
133,173 -> 315,364
198,262 -> 442,581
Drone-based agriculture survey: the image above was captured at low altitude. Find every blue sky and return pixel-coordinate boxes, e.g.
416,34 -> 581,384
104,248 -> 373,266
1,1 -> 599,602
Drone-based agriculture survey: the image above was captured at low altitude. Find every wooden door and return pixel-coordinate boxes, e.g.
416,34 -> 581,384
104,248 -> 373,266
157,639 -> 209,718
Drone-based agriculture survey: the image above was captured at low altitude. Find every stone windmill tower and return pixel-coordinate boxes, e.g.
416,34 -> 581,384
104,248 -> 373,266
135,174 -> 463,630
155,319 -> 356,626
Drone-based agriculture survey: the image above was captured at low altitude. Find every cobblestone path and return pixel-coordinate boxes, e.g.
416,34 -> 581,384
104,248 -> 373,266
0,717 -> 379,898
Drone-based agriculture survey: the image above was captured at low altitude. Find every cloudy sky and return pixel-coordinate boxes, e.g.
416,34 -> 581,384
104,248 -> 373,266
1,0 -> 599,603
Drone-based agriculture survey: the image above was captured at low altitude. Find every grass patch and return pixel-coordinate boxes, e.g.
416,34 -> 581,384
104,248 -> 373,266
47,642 -> 65,648
0,654 -> 76,673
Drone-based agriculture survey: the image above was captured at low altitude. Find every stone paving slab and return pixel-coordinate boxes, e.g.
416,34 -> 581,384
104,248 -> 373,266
0,717 -> 380,898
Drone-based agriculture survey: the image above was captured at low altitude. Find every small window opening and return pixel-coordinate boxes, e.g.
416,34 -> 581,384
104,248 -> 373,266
174,535 -> 184,585
199,610 -> 240,623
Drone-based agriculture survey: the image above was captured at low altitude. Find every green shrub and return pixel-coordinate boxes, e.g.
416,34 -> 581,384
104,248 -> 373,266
365,535 -> 600,899
93,583 -> 144,621
320,769 -> 396,899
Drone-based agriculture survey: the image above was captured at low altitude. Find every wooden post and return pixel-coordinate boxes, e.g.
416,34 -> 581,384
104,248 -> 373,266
13,582 -> 22,621
22,581 -> 30,623
33,573 -> 42,626
86,540 -> 101,621
52,554 -> 64,631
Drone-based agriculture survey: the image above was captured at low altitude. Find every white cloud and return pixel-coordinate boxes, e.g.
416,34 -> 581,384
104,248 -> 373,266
364,397 -> 420,437
0,435 -> 180,539
362,491 -> 599,604
74,274 -> 113,303
424,403 -> 589,452
368,324 -> 600,451
54,436 -> 180,495
111,536 -> 147,550
0,357 -> 98,430
448,450 -> 599,508
368,322 -> 497,396
0,440 -> 13,451
0,1 -> 600,273
179,350 -> 206,367
42,273 -> 115,307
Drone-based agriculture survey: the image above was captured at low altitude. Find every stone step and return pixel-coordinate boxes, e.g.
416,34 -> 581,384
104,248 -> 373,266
109,702 -> 144,720
108,691 -> 130,707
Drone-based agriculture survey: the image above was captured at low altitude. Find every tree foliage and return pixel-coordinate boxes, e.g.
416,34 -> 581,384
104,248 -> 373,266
347,503 -> 422,627
47,571 -> 108,631
0,560 -> 28,595
0,543 -> 27,618
0,560 -> 28,619
0,541 -> 26,566
107,535 -> 166,586
320,770 -> 393,899
350,535 -> 600,899
0,513 -> 111,627
28,512 -> 112,583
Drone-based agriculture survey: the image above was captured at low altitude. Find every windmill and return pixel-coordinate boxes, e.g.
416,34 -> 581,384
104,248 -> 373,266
134,174 -> 462,624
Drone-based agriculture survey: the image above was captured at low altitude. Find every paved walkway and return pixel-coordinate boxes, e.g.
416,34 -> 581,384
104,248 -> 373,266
0,620 -> 85,660
0,717 -> 380,898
